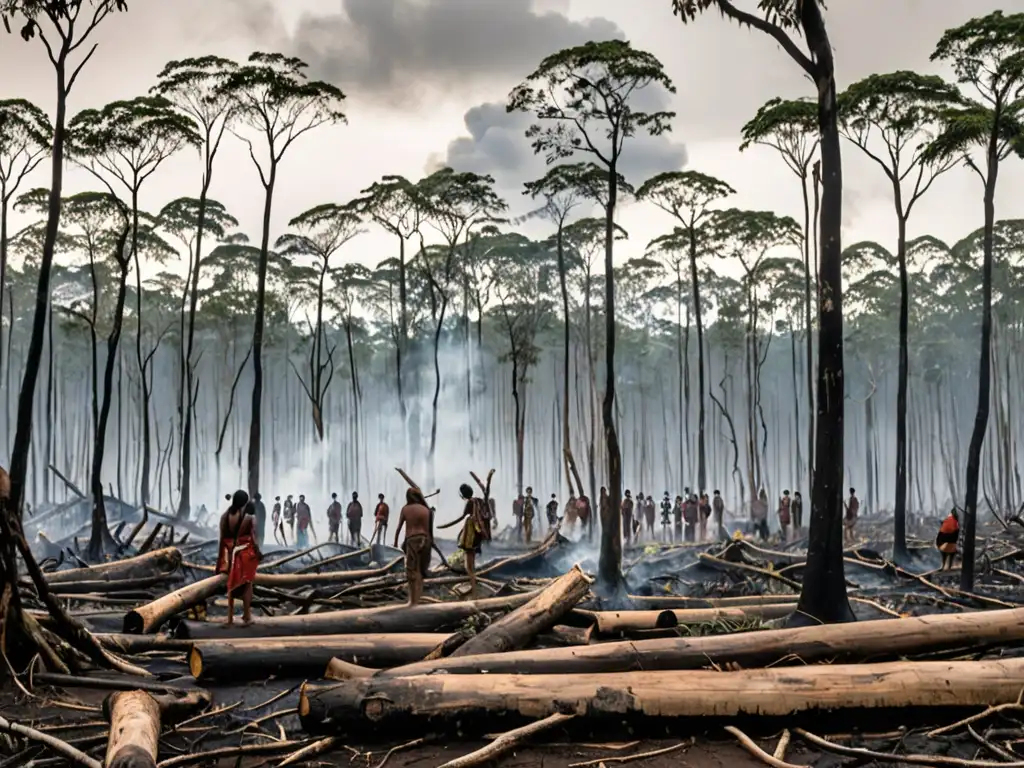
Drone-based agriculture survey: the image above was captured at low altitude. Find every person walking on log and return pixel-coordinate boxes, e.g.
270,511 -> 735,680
326,493 -> 342,543
621,490 -> 634,545
216,490 -> 262,626
546,493 -> 559,532
295,495 -> 315,549
936,508 -> 960,571
271,496 -> 285,546
440,483 -> 490,599
373,493 -> 390,544
346,492 -> 363,546
844,487 -> 860,544
283,494 -> 296,544
394,488 -> 433,605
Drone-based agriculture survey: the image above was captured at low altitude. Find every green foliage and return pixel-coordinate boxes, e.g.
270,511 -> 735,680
0,0 -> 126,41
710,208 -> 802,271
418,167 -> 507,248
637,170 -> 735,226
353,175 -> 421,238
0,99 -> 52,188
507,39 -> 675,168
151,56 -> 238,130
671,0 -> 819,30
922,11 -> 1024,167
217,51 -> 346,176
277,203 -> 364,265
67,96 -> 201,193
159,197 -> 238,250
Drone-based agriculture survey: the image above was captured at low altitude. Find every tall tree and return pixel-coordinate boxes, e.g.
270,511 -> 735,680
276,202 -> 363,439
353,176 -> 421,432
218,52 -> 346,499
638,170 -> 734,496
0,100 -> 50,409
522,161 -> 607,499
922,11 -> 1024,592
740,97 -> 817,499
508,39 -> 675,590
67,95 -> 198,516
838,71 -> 959,562
673,0 -> 852,625
152,55 -> 238,520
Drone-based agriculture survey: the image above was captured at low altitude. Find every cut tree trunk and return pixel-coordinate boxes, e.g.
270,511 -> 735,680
188,633 -> 454,681
104,690 -> 160,768
122,574 -> 226,634
577,603 -> 797,634
300,657 -> 1024,736
625,594 -> 793,609
450,565 -> 591,657
44,547 -> 181,585
251,558 -> 401,588
172,591 -> 538,640
368,606 -> 1024,678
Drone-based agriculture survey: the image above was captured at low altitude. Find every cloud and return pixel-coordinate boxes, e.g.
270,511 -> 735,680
288,0 -> 623,105
438,95 -> 688,194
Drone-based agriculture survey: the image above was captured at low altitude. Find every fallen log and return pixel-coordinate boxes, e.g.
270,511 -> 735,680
95,634 -> 194,654
578,604 -> 797,634
182,557 -> 403,586
172,590 -> 538,639
300,657 -> 1024,735
370,605 -> 1024,678
123,574 -> 227,634
44,547 -> 181,584
189,633 -> 454,681
41,574 -> 182,595
625,594 -> 795,609
104,690 -> 160,768
450,564 -> 592,657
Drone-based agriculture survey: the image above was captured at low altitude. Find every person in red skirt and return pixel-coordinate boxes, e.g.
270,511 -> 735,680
216,490 -> 262,626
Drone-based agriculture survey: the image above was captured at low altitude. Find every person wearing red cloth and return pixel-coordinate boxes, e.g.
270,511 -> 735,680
216,489 -> 262,626
936,508 -> 960,571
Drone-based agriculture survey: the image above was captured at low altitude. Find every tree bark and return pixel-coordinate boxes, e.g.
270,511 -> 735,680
189,633 -> 453,681
45,547 -> 181,586
301,657 -> 1024,736
172,591 -> 537,640
122,573 -> 226,634
450,565 -> 592,657
104,690 -> 160,768
577,603 -> 796,635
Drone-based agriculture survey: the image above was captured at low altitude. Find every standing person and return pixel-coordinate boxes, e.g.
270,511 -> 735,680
712,490 -> 725,540
440,484 -> 490,599
564,493 -> 578,533
643,494 -> 656,540
522,490 -> 535,544
295,495 -> 314,549
346,492 -> 363,546
252,493 -> 267,548
546,493 -> 559,531
513,495 -> 524,541
215,490 -> 261,626
936,508 -> 960,571
791,491 -> 803,531
621,490 -> 634,545
698,492 -> 712,541
373,493 -> 390,545
844,488 -> 860,543
326,493 -> 342,543
660,492 -> 672,541
672,495 -> 684,542
683,493 -> 698,542
752,488 -> 769,541
283,495 -> 296,544
577,494 -> 592,537
777,490 -> 792,542
393,488 -> 433,605
271,496 -> 284,546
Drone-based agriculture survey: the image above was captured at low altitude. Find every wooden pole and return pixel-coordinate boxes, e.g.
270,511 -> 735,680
576,603 -> 797,634
44,547 -> 181,585
122,575 -> 227,634
104,690 -> 160,768
370,605 -> 1024,678
301,658 -> 1024,735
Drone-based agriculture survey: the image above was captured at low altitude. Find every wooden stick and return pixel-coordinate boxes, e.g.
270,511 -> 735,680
371,737 -> 429,768
277,736 -> 339,767
0,714 -> 102,768
724,726 -> 803,768
567,739 -> 692,767
155,740 -> 308,768
437,713 -> 573,768
794,727 -> 1024,766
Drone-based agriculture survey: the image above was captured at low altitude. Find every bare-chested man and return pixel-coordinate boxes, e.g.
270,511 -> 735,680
394,488 -> 433,606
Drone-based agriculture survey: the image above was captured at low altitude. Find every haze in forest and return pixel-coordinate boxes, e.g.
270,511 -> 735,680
1,0 -> 1022,541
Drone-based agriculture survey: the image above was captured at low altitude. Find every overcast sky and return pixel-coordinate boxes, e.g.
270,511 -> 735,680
2,0 -> 1019,283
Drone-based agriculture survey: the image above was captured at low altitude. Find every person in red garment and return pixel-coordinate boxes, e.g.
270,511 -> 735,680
936,508 -> 960,571
216,490 -> 262,626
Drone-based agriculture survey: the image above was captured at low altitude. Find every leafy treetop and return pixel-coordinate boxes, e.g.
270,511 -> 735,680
217,51 -> 346,182
636,170 -> 735,227
507,39 -> 676,169
276,202 -> 365,263
740,97 -> 817,176
67,95 -> 201,193
0,98 -> 52,195
353,175 -> 422,240
711,208 -> 802,273
418,167 -> 507,247
151,56 -> 239,152
159,197 -> 238,252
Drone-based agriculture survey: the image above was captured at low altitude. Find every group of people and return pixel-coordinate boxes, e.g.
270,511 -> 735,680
511,488 -> 591,542
268,492 -> 392,548
620,489 -> 727,544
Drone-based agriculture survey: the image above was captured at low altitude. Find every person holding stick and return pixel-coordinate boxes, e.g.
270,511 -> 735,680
439,483 -> 490,599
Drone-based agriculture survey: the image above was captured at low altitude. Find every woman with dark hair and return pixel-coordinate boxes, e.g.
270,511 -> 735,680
438,483 -> 490,598
216,489 -> 261,625
936,508 -> 960,571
